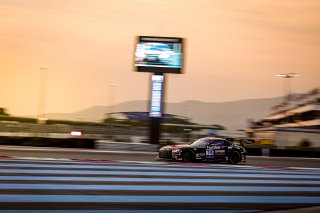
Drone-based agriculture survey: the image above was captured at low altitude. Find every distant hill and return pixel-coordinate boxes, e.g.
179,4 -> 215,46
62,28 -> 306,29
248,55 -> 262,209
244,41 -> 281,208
45,97 -> 282,130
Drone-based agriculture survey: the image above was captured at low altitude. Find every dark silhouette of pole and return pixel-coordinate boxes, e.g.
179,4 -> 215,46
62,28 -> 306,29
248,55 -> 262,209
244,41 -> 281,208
38,67 -> 48,124
276,73 -> 299,102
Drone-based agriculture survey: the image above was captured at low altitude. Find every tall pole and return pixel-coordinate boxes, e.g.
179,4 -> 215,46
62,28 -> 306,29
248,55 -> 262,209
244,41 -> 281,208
107,83 -> 118,139
276,73 -> 299,102
108,83 -> 118,116
38,67 -> 48,124
149,74 -> 165,145
276,73 -> 299,148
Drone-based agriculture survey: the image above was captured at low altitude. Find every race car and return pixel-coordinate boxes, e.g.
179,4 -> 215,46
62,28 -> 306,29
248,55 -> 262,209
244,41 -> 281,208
158,137 -> 252,164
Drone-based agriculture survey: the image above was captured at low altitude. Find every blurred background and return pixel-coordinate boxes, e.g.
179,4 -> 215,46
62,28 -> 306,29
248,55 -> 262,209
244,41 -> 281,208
0,0 -> 319,155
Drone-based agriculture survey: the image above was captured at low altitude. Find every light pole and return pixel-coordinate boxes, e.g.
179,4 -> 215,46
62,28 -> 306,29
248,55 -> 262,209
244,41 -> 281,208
38,67 -> 48,124
276,73 -> 299,102
276,73 -> 299,148
108,83 -> 118,117
106,83 -> 118,139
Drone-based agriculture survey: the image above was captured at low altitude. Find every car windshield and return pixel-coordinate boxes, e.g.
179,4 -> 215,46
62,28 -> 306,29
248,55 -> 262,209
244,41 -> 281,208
191,138 -> 209,147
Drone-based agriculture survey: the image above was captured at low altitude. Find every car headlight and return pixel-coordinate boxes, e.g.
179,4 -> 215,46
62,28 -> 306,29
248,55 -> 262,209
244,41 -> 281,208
172,149 -> 181,153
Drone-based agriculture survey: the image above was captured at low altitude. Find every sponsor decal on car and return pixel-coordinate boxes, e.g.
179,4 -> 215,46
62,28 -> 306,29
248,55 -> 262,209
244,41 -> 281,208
215,150 -> 225,155
196,153 -> 205,159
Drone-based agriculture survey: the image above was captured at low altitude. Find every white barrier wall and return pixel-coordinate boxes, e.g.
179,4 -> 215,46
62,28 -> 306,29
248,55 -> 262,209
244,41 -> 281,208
274,131 -> 320,147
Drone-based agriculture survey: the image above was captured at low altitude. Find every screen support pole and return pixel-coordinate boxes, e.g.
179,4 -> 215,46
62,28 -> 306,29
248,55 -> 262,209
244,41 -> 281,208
149,73 -> 165,145
150,116 -> 161,145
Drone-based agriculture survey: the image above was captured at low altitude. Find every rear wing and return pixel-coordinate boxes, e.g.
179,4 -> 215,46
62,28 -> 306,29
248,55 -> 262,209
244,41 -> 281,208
225,137 -> 255,146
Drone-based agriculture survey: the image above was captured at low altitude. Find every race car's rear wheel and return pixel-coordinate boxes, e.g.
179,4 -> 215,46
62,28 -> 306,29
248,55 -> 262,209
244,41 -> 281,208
183,151 -> 195,163
228,151 -> 241,164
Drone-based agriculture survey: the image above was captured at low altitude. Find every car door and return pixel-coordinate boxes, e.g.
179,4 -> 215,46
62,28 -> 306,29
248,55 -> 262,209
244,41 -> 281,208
205,140 -> 227,160
213,140 -> 227,160
205,140 -> 215,159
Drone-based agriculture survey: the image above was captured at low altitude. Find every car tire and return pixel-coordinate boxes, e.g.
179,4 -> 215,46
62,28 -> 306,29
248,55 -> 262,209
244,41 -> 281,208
228,151 -> 241,164
183,151 -> 195,163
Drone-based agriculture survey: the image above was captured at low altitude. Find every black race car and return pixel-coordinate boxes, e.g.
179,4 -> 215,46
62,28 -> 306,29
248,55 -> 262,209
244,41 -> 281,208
159,137 -> 253,164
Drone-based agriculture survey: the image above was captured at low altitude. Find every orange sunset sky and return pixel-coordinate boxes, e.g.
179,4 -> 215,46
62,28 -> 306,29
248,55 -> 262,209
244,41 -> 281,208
1,0 -> 319,117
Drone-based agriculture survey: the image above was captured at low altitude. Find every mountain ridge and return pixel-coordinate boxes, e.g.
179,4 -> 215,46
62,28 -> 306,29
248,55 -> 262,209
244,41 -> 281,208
45,97 -> 282,130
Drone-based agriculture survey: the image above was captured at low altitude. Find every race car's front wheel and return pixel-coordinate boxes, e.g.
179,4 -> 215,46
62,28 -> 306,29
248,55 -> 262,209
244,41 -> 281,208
183,151 -> 195,163
228,151 -> 241,164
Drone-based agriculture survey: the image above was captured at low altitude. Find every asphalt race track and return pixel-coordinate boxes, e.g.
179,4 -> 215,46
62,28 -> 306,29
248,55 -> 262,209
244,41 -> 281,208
0,145 -> 319,168
0,157 -> 319,212
0,146 -> 319,212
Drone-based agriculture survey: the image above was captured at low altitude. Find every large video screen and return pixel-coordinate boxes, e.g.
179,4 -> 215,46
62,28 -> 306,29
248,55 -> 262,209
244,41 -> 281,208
134,36 -> 184,74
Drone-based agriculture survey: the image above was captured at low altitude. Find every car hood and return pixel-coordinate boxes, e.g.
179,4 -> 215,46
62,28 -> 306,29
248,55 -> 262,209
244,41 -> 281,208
161,144 -> 191,150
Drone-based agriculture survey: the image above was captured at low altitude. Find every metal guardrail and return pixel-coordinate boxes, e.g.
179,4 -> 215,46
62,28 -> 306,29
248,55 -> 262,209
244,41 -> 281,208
0,132 -> 103,139
0,132 -> 159,152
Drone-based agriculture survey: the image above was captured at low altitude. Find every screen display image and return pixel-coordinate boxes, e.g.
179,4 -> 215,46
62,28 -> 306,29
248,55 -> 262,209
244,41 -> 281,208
134,36 -> 184,74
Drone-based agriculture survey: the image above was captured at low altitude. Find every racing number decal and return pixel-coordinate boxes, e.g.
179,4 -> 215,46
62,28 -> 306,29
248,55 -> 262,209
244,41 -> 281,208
206,146 -> 214,158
